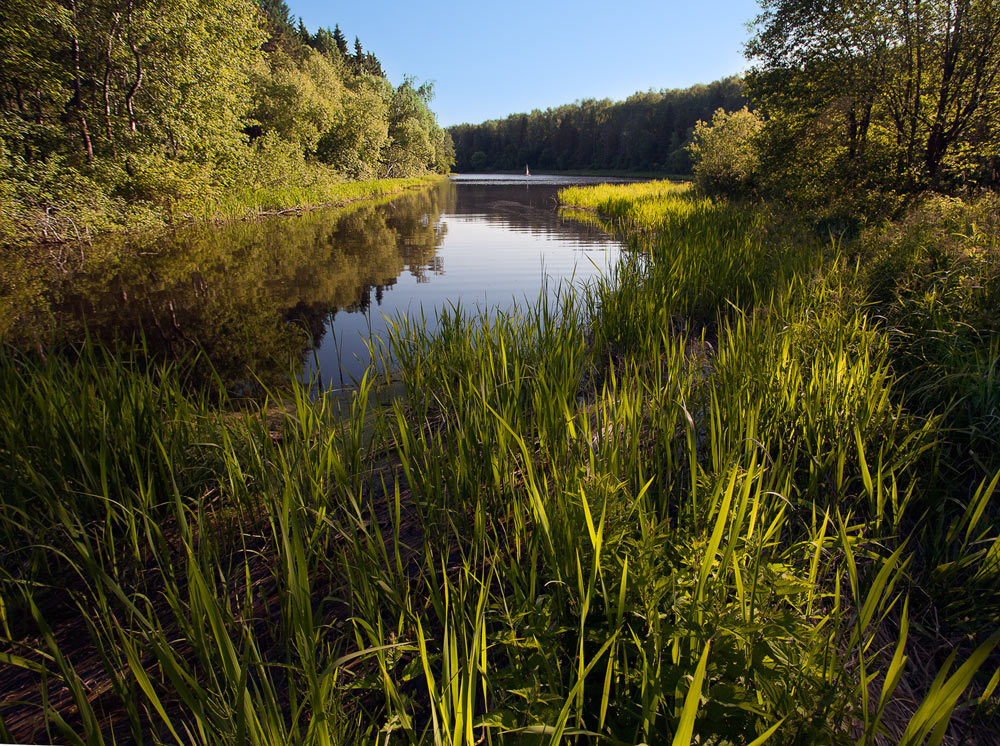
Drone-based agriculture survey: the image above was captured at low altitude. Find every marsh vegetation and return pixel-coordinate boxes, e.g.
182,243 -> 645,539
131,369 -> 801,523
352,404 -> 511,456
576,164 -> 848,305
3,179 -> 999,744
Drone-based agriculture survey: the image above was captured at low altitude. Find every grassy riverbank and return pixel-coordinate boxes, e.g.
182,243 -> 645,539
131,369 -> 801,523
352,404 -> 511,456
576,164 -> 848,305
0,168 -> 445,247
2,181 -> 999,744
191,175 -> 446,224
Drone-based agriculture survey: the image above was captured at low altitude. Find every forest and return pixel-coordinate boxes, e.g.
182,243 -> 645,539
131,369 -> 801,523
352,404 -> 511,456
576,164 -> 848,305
0,0 -> 454,244
447,77 -> 745,174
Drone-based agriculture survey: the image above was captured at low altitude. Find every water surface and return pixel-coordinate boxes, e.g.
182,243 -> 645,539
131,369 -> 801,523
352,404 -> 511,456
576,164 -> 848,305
311,174 -> 625,384
37,175 -> 628,386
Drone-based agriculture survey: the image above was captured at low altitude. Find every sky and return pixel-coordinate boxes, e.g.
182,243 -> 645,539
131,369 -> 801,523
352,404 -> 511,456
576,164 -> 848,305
291,0 -> 763,127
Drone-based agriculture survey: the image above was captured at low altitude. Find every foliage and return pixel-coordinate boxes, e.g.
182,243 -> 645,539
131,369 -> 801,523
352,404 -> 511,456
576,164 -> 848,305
852,192 -> 1000,477
384,79 -> 454,176
687,107 -> 764,198
249,46 -> 345,156
0,0 -> 454,246
316,77 -> 391,179
448,77 -> 746,173
746,0 -> 1000,204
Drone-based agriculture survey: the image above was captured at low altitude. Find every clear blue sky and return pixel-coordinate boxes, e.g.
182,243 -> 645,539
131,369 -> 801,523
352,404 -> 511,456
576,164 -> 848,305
290,0 -> 762,127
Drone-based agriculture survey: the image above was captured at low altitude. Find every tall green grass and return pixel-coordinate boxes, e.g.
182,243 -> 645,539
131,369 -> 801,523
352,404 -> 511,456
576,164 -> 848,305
1,181 -> 999,744
191,175 -> 444,224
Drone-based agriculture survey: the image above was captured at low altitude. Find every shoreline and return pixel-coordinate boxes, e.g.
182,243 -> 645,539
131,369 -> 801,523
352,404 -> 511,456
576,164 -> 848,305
194,175 -> 447,227
4,174 -> 447,250
452,169 -> 690,180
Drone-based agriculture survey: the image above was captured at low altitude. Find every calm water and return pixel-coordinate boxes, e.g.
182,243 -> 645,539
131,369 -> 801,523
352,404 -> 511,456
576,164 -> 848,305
42,175 -> 627,386
310,174 -> 625,384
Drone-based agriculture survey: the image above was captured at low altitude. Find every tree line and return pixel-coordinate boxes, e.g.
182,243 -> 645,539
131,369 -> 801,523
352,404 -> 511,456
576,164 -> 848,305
447,77 -> 745,174
0,0 -> 454,240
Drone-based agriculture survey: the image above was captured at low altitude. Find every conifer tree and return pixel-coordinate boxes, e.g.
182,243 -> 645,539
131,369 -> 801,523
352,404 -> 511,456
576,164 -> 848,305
258,0 -> 296,36
333,24 -> 348,55
363,52 -> 384,78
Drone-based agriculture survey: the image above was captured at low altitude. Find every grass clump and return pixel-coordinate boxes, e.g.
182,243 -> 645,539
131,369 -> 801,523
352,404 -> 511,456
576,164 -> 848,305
2,180 -> 1000,745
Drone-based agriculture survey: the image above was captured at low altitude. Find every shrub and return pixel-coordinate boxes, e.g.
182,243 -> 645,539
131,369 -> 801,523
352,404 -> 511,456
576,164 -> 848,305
687,107 -> 763,199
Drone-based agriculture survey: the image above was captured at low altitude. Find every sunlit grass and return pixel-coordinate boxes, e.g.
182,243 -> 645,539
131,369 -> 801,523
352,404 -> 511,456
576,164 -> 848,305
190,175 -> 444,224
1,181 -> 999,744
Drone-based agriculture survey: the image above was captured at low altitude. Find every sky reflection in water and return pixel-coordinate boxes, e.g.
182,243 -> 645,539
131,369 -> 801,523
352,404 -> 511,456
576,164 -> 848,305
309,175 -> 625,385
37,176 -> 628,388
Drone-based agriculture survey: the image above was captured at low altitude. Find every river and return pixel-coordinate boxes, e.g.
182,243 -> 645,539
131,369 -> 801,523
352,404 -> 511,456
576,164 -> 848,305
39,174 -> 628,388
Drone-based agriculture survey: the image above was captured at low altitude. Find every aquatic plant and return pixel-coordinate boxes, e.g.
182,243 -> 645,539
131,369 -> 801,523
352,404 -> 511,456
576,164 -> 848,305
1,181 -> 999,745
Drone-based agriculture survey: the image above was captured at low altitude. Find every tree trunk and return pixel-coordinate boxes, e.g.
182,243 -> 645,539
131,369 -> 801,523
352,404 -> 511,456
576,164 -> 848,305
924,0 -> 968,183
126,39 -> 142,133
15,86 -> 33,163
102,14 -> 122,152
69,0 -> 94,163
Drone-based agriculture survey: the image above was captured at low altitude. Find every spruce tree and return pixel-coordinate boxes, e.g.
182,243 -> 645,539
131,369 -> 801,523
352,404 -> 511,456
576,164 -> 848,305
363,52 -> 384,78
258,0 -> 295,36
333,24 -> 348,55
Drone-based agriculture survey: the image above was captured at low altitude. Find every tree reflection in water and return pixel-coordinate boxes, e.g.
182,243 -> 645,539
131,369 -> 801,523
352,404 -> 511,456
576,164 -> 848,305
6,185 -> 447,388
4,175 -> 623,390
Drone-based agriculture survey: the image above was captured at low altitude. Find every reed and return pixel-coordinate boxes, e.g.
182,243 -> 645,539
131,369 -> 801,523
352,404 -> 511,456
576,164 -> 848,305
1,181 -> 998,744
189,175 -> 444,224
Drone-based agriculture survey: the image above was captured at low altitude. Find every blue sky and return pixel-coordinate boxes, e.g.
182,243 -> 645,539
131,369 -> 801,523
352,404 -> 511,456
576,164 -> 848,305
290,0 -> 763,127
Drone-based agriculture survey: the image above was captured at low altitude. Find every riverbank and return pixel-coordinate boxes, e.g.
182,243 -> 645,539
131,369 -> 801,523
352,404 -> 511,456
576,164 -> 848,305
1,180 -> 998,744
190,174 -> 447,225
0,175 -> 445,347
560,181 -> 1000,741
0,170 -> 445,248
453,168 -> 686,180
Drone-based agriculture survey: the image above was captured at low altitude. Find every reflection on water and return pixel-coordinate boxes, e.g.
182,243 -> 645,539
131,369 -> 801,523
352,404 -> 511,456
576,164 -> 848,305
12,175 -> 625,386
310,175 -> 623,384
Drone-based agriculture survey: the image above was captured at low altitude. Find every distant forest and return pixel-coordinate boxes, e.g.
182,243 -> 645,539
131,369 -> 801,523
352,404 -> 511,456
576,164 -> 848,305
448,77 -> 746,174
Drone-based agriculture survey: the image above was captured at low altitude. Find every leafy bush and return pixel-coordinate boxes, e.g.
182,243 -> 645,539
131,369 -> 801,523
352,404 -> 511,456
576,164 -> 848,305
688,107 -> 763,199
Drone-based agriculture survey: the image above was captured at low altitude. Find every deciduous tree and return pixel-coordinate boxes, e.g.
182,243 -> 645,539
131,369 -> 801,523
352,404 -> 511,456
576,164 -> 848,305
746,0 -> 1000,195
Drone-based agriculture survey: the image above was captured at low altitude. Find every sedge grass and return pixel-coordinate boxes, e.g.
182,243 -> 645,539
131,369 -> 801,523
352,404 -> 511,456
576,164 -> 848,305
190,175 -> 445,224
1,180 -> 999,744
